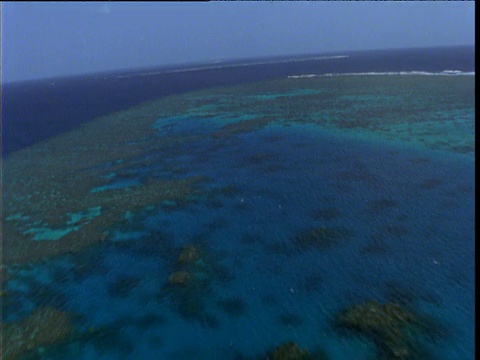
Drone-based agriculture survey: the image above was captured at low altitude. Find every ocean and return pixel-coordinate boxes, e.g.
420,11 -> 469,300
1,45 -> 475,360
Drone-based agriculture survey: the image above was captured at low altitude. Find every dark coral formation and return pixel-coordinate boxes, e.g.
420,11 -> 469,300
75,322 -> 135,358
244,152 -> 277,165
269,342 -> 311,360
382,225 -> 409,237
2,307 -> 74,360
419,178 -> 442,190
107,275 -> 141,298
212,116 -> 274,139
167,271 -> 193,286
336,301 -> 424,359
215,297 -> 247,317
367,198 -> 398,214
294,227 -> 353,251
302,273 -> 324,292
360,235 -> 389,255
166,243 -> 207,287
276,313 -> 304,327
163,243 -> 222,327
383,282 -> 442,308
408,157 -> 430,165
1,266 -> 9,298
266,341 -> 329,360
310,207 -> 342,221
176,243 -> 201,266
360,241 -> 389,255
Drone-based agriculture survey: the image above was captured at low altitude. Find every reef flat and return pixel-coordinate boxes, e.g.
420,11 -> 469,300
2,107 -> 207,264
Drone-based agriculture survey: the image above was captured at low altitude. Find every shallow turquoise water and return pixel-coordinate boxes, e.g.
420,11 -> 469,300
2,76 -> 474,359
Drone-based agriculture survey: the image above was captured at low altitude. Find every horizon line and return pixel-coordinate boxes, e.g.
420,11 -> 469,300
2,43 -> 474,85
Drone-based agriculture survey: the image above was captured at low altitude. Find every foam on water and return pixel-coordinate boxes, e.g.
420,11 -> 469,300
114,55 -> 350,79
288,70 -> 475,78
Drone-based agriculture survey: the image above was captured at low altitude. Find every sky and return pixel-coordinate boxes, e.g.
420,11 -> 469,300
1,1 -> 475,83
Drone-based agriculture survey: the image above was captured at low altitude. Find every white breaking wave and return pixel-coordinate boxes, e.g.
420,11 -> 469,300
288,70 -> 475,79
114,55 -> 350,79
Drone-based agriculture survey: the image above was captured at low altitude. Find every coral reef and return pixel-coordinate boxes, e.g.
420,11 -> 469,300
336,301 -> 422,359
215,297 -> 247,317
360,238 -> 389,255
276,313 -> 304,327
294,227 -> 353,251
367,199 -> 398,214
2,307 -> 74,360
244,152 -> 276,165
1,65 -> 473,359
176,243 -> 201,265
270,342 -> 310,360
168,271 -> 193,286
1,266 -> 9,294
2,174 -> 205,265
162,242 -> 224,327
419,178 -> 442,190
310,207 -> 341,221
212,116 -> 274,139
168,244 -> 208,288
2,90 -> 218,267
302,273 -> 324,292
266,341 -> 331,360
382,225 -> 409,237
107,275 -> 141,298
2,75 -> 474,267
75,323 -> 135,358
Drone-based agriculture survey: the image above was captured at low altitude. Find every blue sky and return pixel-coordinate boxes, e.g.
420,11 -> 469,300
1,1 -> 475,83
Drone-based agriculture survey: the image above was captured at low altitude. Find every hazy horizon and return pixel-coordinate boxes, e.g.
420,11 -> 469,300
2,44 -> 475,85
2,2 -> 474,83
